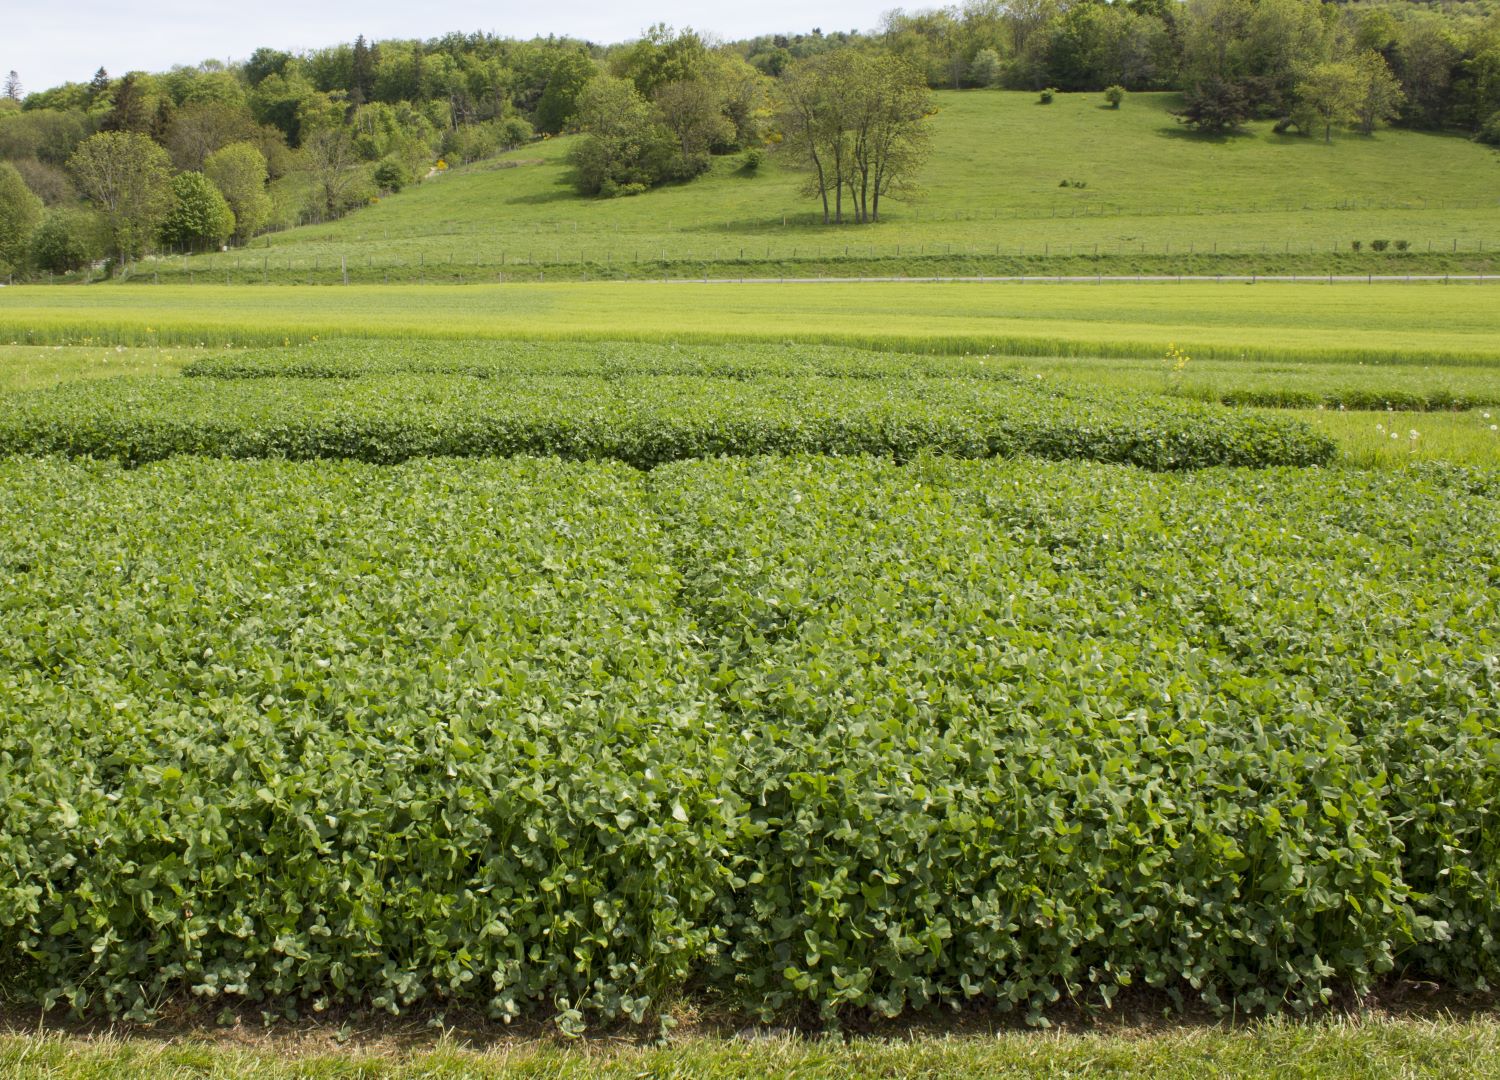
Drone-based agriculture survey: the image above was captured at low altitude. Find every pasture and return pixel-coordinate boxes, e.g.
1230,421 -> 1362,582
162,91 -> 1500,284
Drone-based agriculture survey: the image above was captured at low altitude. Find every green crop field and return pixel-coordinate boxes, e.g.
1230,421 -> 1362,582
5,281 -> 1500,364
4,88 -> 1500,1077
110,92 -> 1500,285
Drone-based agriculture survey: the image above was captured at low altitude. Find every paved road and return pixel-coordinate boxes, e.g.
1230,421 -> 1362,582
656,273 -> 1498,285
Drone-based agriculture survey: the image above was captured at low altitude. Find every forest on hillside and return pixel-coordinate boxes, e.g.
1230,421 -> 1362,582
1,0 -> 1498,278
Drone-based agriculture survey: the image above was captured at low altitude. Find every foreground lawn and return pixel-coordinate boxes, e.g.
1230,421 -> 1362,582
2,1013 -> 1498,1078
4,282 -> 1500,364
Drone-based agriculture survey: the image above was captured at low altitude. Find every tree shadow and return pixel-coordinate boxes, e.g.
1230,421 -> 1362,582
1154,125 -> 1257,143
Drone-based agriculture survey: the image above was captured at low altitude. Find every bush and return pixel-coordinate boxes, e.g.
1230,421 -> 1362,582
372,157 -> 409,193
1104,85 -> 1125,108
1394,239 -> 1409,252
1038,88 -> 1057,104
1351,240 -> 1363,252
741,147 -> 764,173
1371,239 -> 1390,252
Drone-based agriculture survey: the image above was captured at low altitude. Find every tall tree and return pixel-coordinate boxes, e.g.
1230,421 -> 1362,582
302,123 -> 365,221
159,170 -> 235,252
566,76 -> 675,195
0,160 -> 44,274
1351,51 -> 1405,135
3,71 -> 22,102
653,78 -> 732,173
100,72 -> 150,133
67,130 -> 174,266
1297,61 -> 1359,143
776,52 -> 931,225
204,141 -> 272,241
87,67 -> 111,106
352,35 -> 378,106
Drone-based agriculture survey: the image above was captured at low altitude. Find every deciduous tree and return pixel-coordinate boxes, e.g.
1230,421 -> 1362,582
67,130 -> 173,265
1297,61 -> 1359,143
1351,51 -> 1405,135
160,170 -> 235,251
204,141 -> 272,241
0,161 -> 43,274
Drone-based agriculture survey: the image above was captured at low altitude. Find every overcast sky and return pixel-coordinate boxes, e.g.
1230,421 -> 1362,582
5,1 -> 893,94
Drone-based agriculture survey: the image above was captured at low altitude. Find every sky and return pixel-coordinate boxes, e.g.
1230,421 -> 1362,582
5,0 -> 894,95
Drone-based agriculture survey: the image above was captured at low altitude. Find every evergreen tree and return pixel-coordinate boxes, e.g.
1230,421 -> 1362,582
88,67 -> 111,105
3,71 -> 22,102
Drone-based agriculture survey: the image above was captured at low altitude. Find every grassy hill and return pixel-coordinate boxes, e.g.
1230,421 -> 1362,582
135,90 -> 1500,283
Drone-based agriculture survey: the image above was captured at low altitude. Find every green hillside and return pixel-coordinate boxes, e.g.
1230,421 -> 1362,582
135,90 -> 1500,283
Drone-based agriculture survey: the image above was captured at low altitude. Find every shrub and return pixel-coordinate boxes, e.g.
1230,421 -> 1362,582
372,157 -> 409,193
1371,239 -> 1390,252
1351,240 -> 1363,252
1038,88 -> 1056,104
1394,239 -> 1409,252
1104,85 -> 1125,108
741,147 -> 764,173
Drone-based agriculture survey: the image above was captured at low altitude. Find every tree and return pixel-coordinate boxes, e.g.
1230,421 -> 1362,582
29,208 -> 104,273
969,48 -> 1004,88
612,25 -> 709,98
87,67 -> 111,107
3,71 -> 22,102
535,51 -> 596,134
204,141 -> 272,241
100,72 -> 150,134
653,78 -> 732,174
1351,51 -> 1405,135
352,35 -> 378,105
1297,61 -> 1358,143
1175,77 -> 1253,133
776,53 -> 853,223
165,100 -> 260,171
566,76 -> 676,196
67,131 -> 174,265
302,124 -> 367,221
776,52 -> 932,224
0,161 -> 44,274
160,171 -> 235,251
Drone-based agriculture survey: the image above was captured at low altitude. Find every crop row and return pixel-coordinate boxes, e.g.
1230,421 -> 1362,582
179,340 -> 1023,381
0,372 -> 1334,470
1,454 -> 1495,1025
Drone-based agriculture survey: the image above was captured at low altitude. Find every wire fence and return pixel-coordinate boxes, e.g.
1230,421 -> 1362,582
80,233 -> 1497,286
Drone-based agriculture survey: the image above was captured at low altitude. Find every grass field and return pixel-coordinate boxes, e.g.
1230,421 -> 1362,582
4,1014 -> 1499,1079
99,91 -> 1500,284
5,281 -> 1500,364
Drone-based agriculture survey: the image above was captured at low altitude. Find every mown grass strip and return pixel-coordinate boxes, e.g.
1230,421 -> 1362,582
3,1015 -> 1499,1079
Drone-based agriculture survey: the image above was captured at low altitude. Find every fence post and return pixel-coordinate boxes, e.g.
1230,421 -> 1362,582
342,256 -> 348,286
